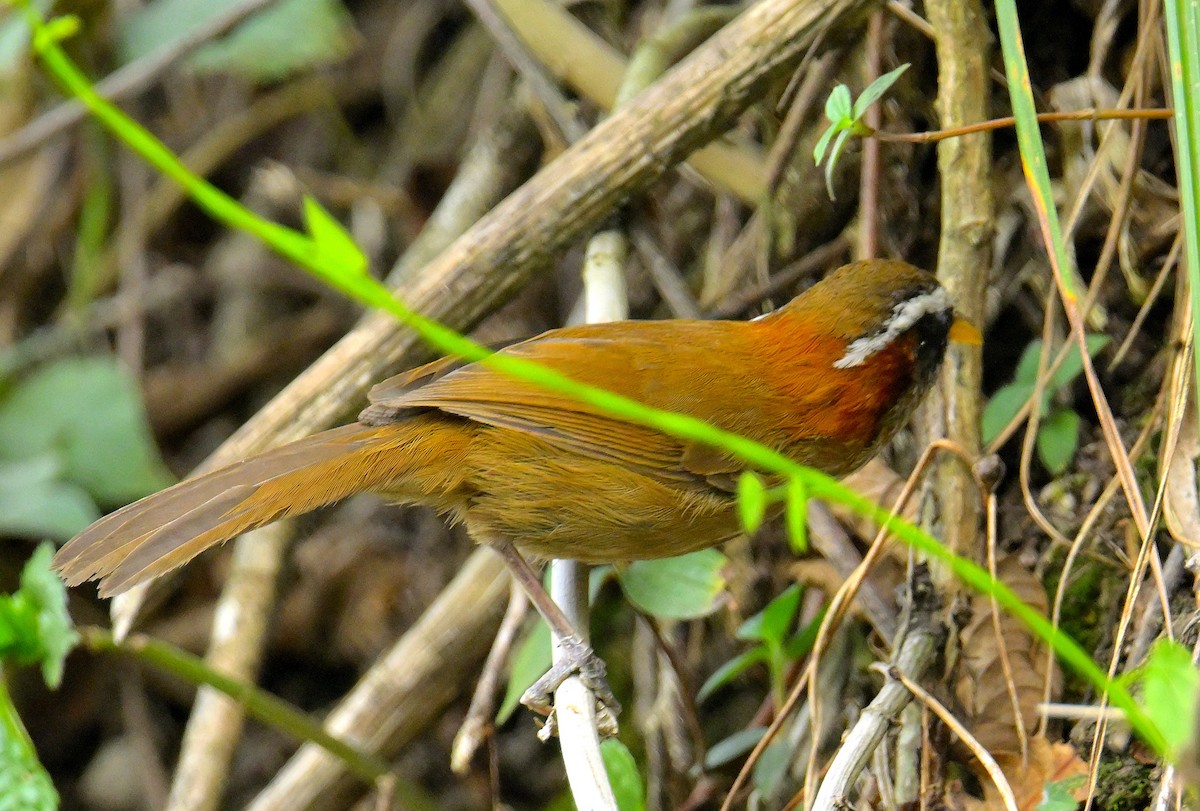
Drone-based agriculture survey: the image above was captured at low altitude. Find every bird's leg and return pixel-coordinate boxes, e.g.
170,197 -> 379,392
488,539 -> 620,732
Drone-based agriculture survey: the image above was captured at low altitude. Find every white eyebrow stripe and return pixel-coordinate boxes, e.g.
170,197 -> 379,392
833,287 -> 951,369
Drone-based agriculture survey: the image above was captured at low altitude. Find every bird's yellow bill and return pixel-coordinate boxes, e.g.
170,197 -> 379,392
949,317 -> 983,346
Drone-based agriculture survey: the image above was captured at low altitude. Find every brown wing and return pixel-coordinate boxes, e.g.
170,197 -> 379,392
364,321 -> 761,489
360,338 -> 527,423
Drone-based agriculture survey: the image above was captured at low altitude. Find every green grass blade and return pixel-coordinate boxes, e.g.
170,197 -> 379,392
1163,1 -> 1200,428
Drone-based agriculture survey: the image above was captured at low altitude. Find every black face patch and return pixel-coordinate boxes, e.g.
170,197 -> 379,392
909,308 -> 953,389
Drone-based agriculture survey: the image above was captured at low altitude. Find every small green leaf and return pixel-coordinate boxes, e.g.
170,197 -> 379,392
23,544 -> 79,687
588,564 -> 615,599
121,0 -> 358,83
0,696 -> 59,811
981,382 -> 1035,443
191,0 -> 357,81
813,122 -> 839,164
737,584 -> 802,647
697,647 -> 768,703
0,357 -> 174,506
824,128 -> 852,200
0,544 -> 79,688
823,84 -> 852,124
785,478 -> 808,553
782,605 -> 826,660
758,584 -> 802,648
1012,336 -> 1110,392
618,549 -> 726,620
737,472 -> 767,534
1037,775 -> 1085,811
0,465 -> 99,541
851,63 -> 910,119
497,620 -> 551,724
303,195 -> 367,276
600,739 -> 646,811
752,739 -> 790,796
0,598 -> 39,663
1047,334 -> 1110,392
1138,639 -> 1199,756
1036,408 -> 1080,474
1013,340 -> 1048,385
704,726 -> 767,770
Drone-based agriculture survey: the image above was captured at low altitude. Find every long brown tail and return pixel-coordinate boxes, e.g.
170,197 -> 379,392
54,419 -> 474,597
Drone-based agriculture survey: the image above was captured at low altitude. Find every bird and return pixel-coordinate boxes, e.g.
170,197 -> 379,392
54,258 -> 979,719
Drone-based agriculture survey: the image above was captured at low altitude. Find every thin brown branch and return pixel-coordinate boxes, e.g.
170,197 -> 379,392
871,107 -> 1172,144
855,10 -> 886,261
922,0 -> 992,586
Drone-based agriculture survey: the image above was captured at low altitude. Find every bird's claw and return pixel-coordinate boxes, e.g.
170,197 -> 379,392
520,635 -> 620,739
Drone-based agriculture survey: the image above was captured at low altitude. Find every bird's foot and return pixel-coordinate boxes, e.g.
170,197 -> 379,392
521,635 -> 620,739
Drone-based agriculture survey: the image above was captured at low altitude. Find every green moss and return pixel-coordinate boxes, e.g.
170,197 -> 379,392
1042,550 -> 1108,659
1093,756 -> 1154,811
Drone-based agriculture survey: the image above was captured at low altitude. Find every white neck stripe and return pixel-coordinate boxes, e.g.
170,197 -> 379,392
833,287 -> 951,369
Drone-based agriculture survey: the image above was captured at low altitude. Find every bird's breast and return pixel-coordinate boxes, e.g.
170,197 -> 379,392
758,331 -> 920,474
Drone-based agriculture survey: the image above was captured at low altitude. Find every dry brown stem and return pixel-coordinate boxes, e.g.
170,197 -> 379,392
922,0 -> 992,579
